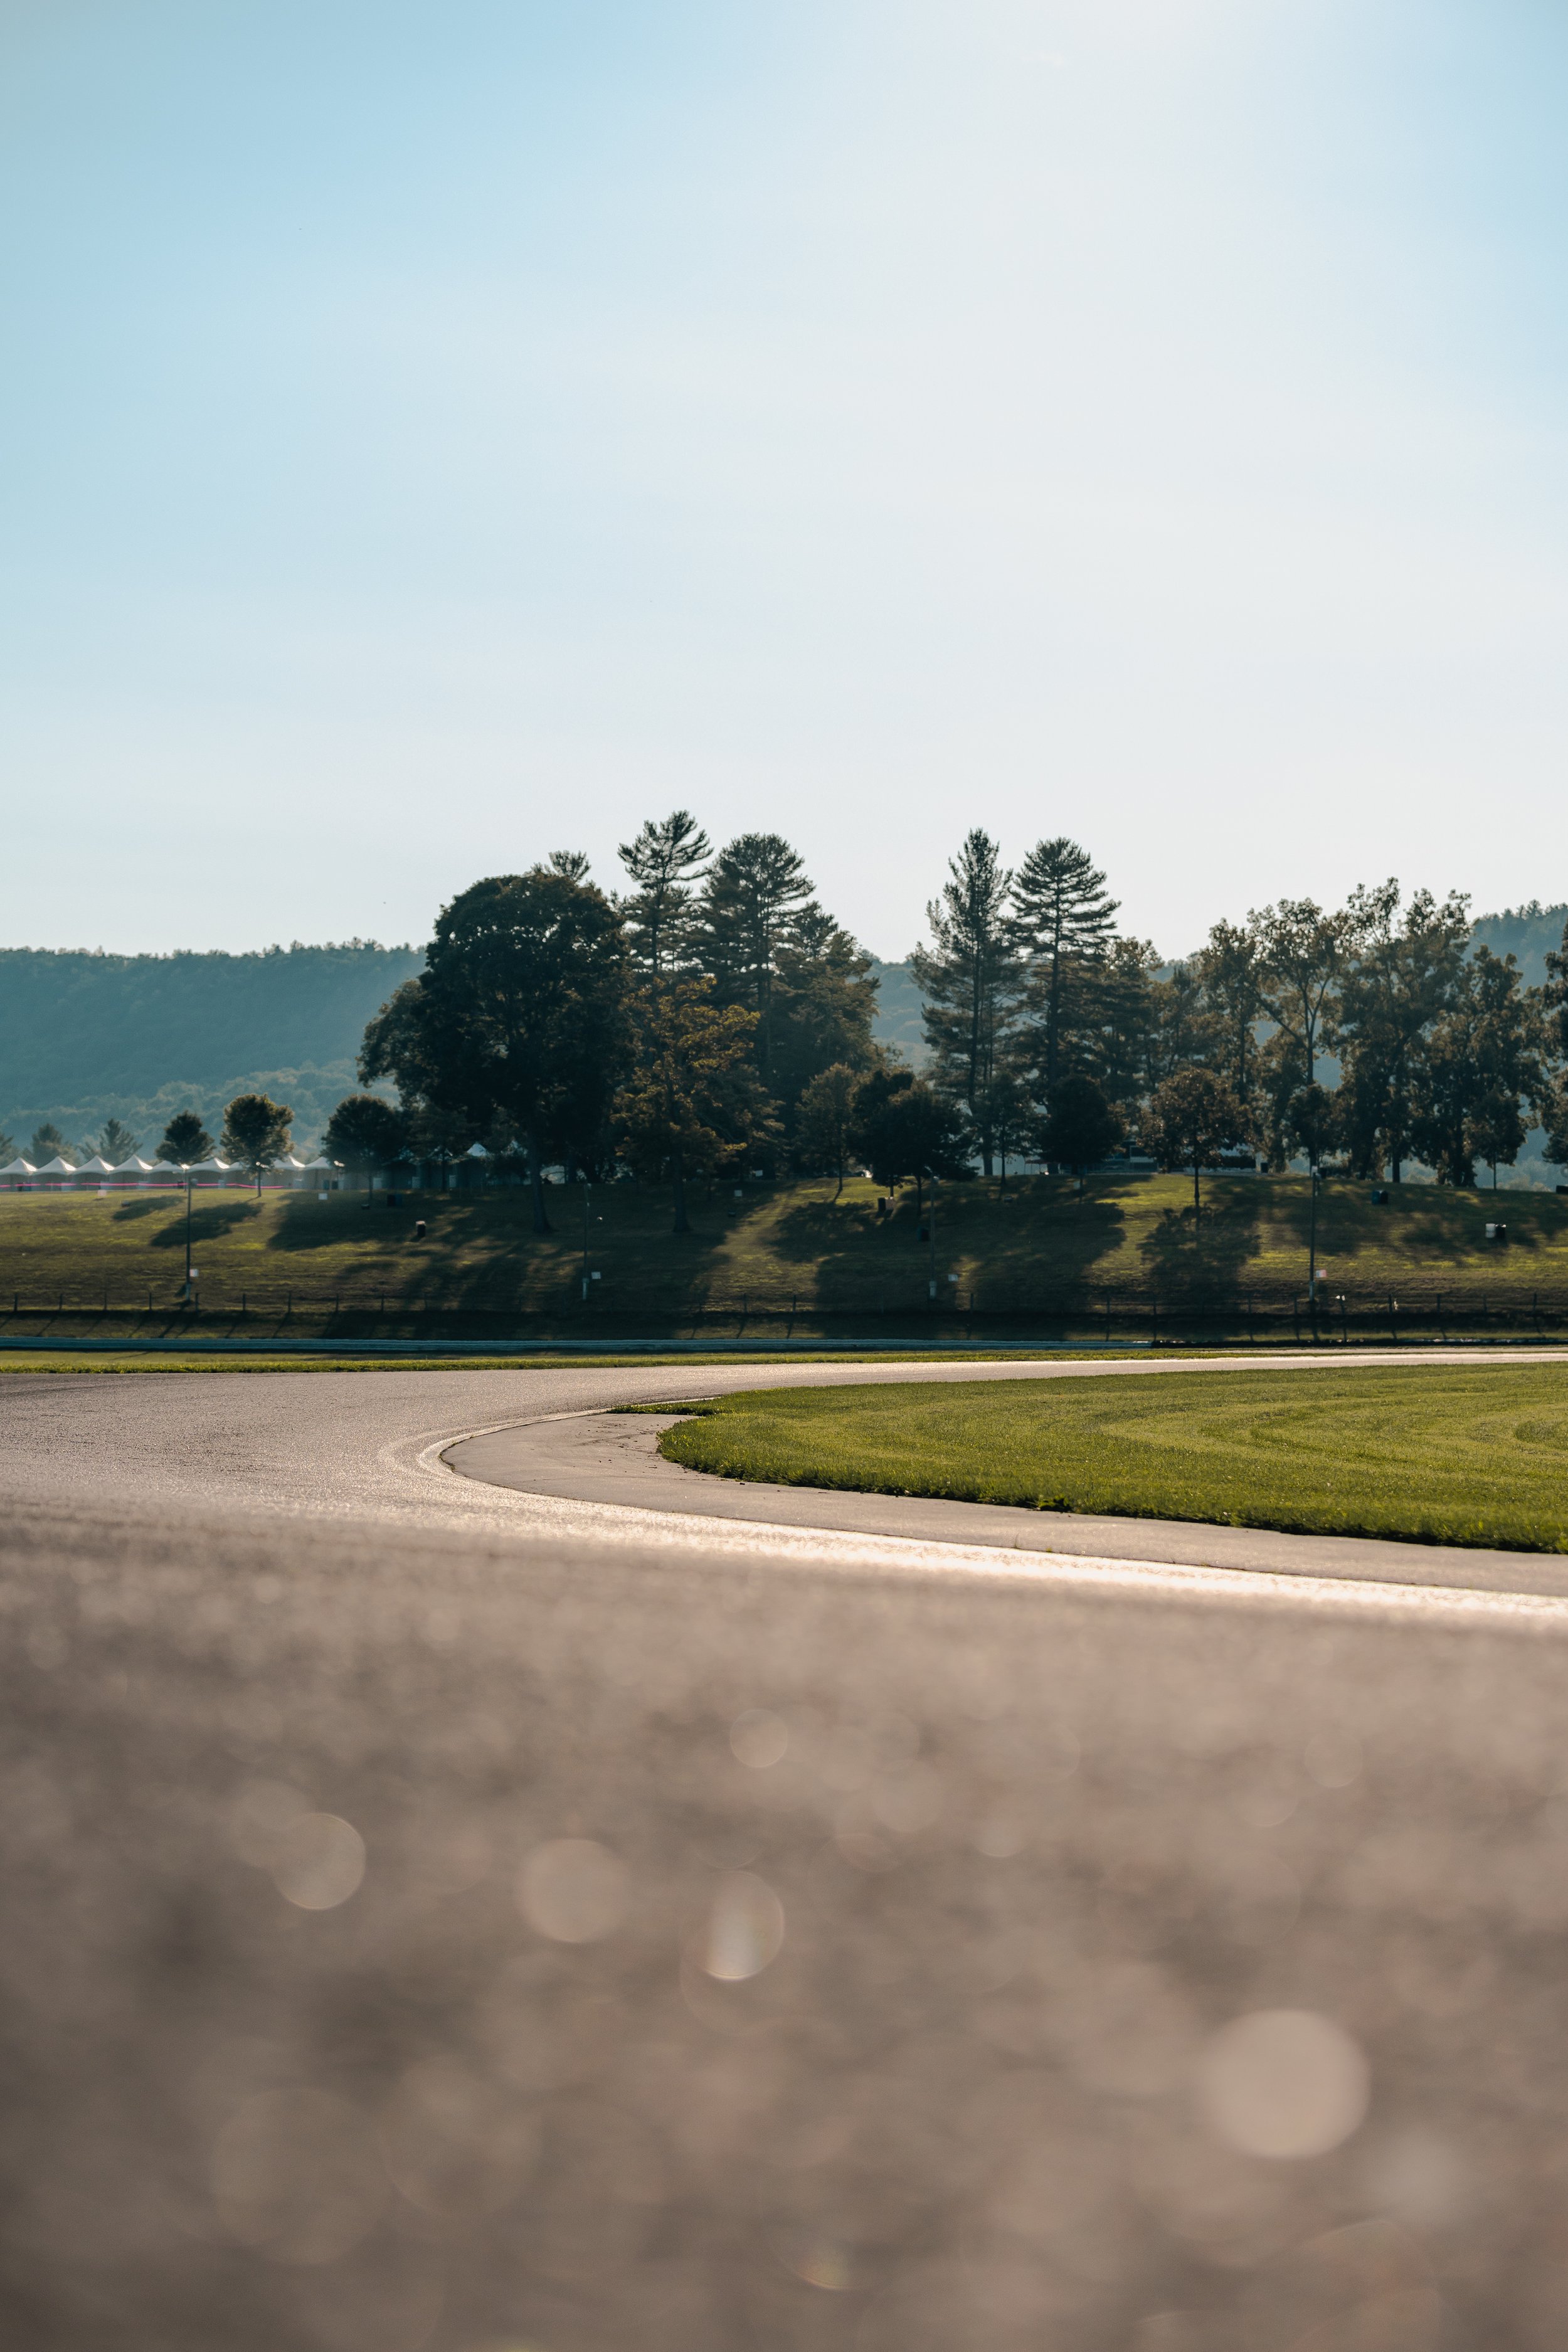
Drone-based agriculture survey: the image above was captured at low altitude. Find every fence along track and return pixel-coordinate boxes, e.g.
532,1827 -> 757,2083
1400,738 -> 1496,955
5,1283 -> 1567,1340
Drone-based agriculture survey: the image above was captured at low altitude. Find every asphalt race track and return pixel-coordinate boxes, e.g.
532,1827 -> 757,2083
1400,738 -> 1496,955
7,1351 -> 1568,2352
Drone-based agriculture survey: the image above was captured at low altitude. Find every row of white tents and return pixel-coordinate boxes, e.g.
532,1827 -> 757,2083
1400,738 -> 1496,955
0,1153 -> 343,1187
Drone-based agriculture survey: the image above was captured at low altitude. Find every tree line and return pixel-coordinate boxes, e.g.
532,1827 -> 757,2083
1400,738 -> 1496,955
350,820 -> 899,1232
27,820 -> 1555,1222
6,1100 -> 300,1192
912,834 -> 1568,1204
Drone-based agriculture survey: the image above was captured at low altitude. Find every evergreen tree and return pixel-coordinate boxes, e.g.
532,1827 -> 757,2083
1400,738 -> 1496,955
157,1111 -> 213,1165
1010,837 -> 1120,1094
94,1118 -> 140,1163
548,850 -> 592,882
617,810 -> 712,980
911,829 -> 1022,1177
29,1122 -> 72,1165
699,833 -> 815,1082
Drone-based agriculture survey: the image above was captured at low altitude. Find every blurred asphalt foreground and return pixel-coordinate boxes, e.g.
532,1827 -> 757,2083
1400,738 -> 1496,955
3,1370 -> 1568,2348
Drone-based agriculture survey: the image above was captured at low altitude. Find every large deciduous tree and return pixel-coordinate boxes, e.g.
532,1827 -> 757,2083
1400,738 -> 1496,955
1251,897 -> 1352,1091
359,868 -> 629,1234
912,828 -> 1021,1177
221,1093 -> 293,1195
1337,881 -> 1471,1182
324,1095 -> 408,1194
1011,837 -> 1119,1094
1143,1066 -> 1249,1217
1196,921 -> 1269,1109
794,1063 -> 862,1195
1411,946 -> 1544,1187
849,1070 -> 970,1221
1038,1076 -> 1124,1195
613,979 -> 773,1233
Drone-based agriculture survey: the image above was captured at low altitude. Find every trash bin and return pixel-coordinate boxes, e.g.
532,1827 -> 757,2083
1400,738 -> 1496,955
1370,1189 -> 1389,1205
1485,1222 -> 1507,1242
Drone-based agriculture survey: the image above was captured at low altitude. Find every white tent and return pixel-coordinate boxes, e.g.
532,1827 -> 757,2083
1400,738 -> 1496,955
0,1157 -> 36,1176
110,1156 -> 154,1175
36,1156 -> 77,1175
146,1160 -> 182,1176
77,1155 -> 117,1176
186,1157 -> 231,1174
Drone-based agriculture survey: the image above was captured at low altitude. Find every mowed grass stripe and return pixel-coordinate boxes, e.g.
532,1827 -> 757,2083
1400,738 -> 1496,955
659,1365 -> 1568,1552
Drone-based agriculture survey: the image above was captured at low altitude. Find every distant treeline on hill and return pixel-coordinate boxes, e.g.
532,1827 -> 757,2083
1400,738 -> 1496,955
0,941 -> 422,1148
2,889 -> 1564,1182
0,936 -> 923,1149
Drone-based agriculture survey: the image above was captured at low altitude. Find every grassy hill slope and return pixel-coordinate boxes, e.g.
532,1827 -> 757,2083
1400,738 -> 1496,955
4,1170 -> 1565,1342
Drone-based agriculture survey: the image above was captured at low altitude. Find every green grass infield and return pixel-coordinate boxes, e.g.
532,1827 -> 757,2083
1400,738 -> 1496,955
658,1362 -> 1568,1552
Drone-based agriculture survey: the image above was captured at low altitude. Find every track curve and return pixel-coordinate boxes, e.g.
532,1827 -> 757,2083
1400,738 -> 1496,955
7,1352 -> 1568,2348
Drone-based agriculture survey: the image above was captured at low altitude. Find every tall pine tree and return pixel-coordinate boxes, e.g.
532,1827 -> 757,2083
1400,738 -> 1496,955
911,829 -> 1021,1177
617,810 -> 712,980
1011,838 -> 1119,1094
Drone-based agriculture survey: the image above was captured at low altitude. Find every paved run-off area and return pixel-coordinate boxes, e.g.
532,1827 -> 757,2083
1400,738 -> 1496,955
7,1353 -> 1568,2349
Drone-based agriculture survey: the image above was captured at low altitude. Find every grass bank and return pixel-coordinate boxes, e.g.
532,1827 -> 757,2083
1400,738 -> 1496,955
1,1173 -> 1565,1344
659,1364 -> 1568,1551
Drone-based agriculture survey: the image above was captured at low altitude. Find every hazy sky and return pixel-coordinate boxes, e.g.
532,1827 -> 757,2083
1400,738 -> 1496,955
6,0 -> 1568,960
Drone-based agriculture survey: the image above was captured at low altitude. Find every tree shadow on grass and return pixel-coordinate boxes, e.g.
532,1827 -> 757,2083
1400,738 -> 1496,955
145,1201 -> 262,1249
1137,1179 -> 1265,1296
768,1177 -> 1132,1310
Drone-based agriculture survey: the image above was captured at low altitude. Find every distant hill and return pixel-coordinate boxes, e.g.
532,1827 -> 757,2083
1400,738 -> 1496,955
867,958 -> 926,1066
0,943 -> 420,1154
0,942 -> 927,1158
1470,902 -> 1566,987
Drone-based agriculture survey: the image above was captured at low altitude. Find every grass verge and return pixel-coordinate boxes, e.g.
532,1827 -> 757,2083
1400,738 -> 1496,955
659,1364 -> 1568,1551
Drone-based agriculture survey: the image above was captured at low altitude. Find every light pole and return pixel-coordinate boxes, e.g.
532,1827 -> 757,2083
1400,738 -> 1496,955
581,1174 -> 592,1303
182,1165 -> 196,1305
927,1170 -> 939,1303
1307,1160 -> 1320,1335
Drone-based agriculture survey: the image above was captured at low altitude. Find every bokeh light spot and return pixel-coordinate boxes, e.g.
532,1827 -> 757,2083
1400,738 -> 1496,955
701,1872 -> 785,1981
730,1708 -> 789,1769
1198,2008 -> 1369,2159
269,1814 -> 366,1911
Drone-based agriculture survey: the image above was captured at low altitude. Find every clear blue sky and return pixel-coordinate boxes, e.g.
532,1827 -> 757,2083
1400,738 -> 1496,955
5,0 -> 1568,960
